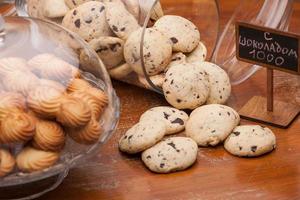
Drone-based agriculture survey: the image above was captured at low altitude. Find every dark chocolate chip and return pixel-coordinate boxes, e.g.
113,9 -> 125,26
177,99 -> 182,103
100,6 -> 105,12
112,25 -> 118,32
239,146 -> 243,150
166,91 -> 170,94
160,163 -> 165,168
251,146 -> 257,152
85,19 -> 93,24
146,155 -> 151,159
74,19 -> 81,28
233,131 -> 240,136
227,112 -> 231,116
73,10 -> 77,15
171,118 -> 184,125
120,27 -> 126,31
91,8 -> 95,11
163,112 -> 170,120
96,45 -> 109,53
109,43 -> 121,52
211,130 -> 216,133
170,37 -> 178,44
128,135 -> 133,140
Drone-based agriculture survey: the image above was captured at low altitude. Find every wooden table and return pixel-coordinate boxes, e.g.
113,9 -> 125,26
2,1 -> 300,199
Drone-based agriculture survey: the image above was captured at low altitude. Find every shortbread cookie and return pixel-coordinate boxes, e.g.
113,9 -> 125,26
195,62 -> 231,104
67,78 -> 91,93
70,91 -> 104,120
0,57 -> 29,76
162,63 -> 210,109
16,147 -> 59,173
2,71 -> 39,96
154,15 -> 200,53
140,106 -> 189,135
138,74 -> 165,89
27,85 -> 64,119
0,149 -> 15,177
224,125 -> 276,157
32,120 -> 65,152
105,2 -> 140,40
67,117 -> 102,144
57,96 -> 91,127
164,52 -> 187,73
119,120 -> 166,154
124,28 -> 172,76
0,112 -> 36,143
42,0 -> 69,18
89,36 -> 125,69
186,41 -> 207,63
86,87 -> 108,109
109,63 -> 133,79
142,137 -> 197,173
38,79 -> 66,92
0,92 -> 26,112
62,1 -> 112,41
186,104 -> 239,146
28,54 -> 74,83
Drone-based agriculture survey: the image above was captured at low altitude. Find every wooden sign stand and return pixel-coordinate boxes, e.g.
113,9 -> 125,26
239,69 -> 300,128
236,22 -> 300,128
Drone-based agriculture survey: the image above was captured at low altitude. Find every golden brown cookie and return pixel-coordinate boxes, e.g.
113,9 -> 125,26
0,57 -> 29,76
38,79 -> 66,92
0,112 -> 35,143
28,54 -> 74,82
86,87 -> 108,110
70,91 -> 104,120
66,78 -> 91,93
16,147 -> 59,173
57,96 -> 91,127
0,149 -> 15,177
0,92 -> 27,120
2,71 -> 40,96
67,117 -> 102,145
27,85 -> 64,119
32,120 -> 65,152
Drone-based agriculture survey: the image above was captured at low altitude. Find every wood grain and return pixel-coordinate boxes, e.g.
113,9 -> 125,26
239,96 -> 300,128
1,0 -> 300,200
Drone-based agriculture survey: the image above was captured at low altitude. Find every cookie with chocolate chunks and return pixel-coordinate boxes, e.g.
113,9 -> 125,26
118,119 -> 166,154
105,2 -> 140,40
124,28 -> 172,76
89,36 -> 125,69
162,63 -> 210,109
224,125 -> 276,157
154,15 -> 200,53
140,106 -> 189,135
142,137 -> 198,173
186,104 -> 239,147
193,61 -> 231,105
62,1 -> 112,42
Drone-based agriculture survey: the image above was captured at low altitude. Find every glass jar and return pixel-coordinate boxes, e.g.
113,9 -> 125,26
0,15 -> 119,200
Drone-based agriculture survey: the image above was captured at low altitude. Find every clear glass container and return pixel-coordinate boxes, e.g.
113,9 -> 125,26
0,15 -> 120,200
13,0 -> 298,96
14,0 -> 220,93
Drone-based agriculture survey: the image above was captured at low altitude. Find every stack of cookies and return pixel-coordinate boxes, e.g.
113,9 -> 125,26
0,55 -> 108,177
119,105 -> 277,174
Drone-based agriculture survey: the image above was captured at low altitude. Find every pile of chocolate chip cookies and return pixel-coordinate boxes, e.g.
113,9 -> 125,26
0,55 -> 108,177
119,105 -> 276,174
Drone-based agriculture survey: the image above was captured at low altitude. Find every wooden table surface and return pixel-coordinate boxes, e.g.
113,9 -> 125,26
2,0 -> 300,200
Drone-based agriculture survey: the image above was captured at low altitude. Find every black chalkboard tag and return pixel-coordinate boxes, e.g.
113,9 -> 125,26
236,21 -> 300,128
236,22 -> 300,75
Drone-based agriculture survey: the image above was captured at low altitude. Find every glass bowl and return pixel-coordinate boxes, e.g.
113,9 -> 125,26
0,15 -> 120,200
14,0 -> 296,91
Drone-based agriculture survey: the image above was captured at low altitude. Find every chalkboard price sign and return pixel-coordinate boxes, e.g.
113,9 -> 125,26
236,22 -> 300,74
